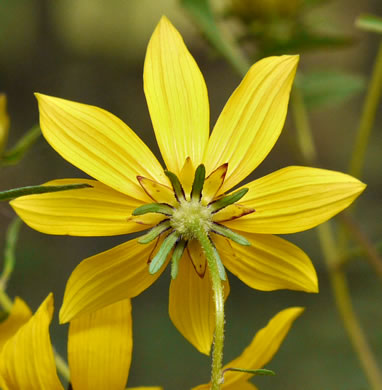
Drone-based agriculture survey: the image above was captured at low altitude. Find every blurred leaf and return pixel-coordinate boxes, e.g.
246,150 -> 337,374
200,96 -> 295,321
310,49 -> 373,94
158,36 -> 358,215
356,14 -> 382,34
1,125 -> 41,166
295,70 -> 366,110
180,0 -> 249,75
258,30 -> 354,57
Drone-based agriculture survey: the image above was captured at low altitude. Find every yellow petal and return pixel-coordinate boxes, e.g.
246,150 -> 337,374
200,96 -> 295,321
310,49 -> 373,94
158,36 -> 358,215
212,204 -> 254,223
222,307 -> 304,386
204,56 -> 298,193
213,232 -> 318,292
222,382 -> 258,390
187,239 -> 207,277
68,299 -> 132,390
179,157 -> 195,199
10,179 -> 154,236
0,93 -> 10,153
128,388 -> 163,390
169,251 -> 230,355
35,93 -> 166,201
0,294 -> 64,390
224,166 -> 366,234
60,237 -> 167,323
0,298 -> 32,352
202,163 -> 228,205
137,176 -> 177,205
193,379 -> 258,390
144,16 -> 209,175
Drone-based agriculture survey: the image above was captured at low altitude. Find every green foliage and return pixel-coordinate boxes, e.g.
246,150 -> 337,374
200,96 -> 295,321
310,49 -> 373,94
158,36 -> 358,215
356,14 -> 382,34
296,70 -> 365,110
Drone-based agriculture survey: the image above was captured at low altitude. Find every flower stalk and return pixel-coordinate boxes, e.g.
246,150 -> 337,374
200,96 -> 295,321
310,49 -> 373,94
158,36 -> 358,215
193,222 -> 225,390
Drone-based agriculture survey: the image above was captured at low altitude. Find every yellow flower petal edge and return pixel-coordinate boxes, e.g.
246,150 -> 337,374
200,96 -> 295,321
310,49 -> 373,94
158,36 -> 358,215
169,250 -> 230,355
222,307 -> 304,386
0,293 -> 64,390
60,237 -> 168,323
35,93 -> 166,201
128,387 -> 163,390
204,55 -> 298,193
68,299 -> 132,390
213,233 -> 318,293
224,166 -> 366,234
144,16 -> 209,175
192,307 -> 303,389
10,179 -> 153,236
0,298 -> 32,352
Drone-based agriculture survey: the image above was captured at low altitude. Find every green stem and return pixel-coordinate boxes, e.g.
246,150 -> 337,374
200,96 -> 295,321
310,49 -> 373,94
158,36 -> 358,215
0,288 -> 13,312
290,89 -> 382,390
317,223 -> 382,390
349,40 -> 382,178
194,224 -> 225,390
290,87 -> 317,165
0,217 -> 22,290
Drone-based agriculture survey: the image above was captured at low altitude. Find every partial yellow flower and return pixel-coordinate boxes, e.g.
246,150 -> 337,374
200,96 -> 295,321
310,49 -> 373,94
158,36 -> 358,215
0,93 -> 10,154
192,307 -> 304,390
10,16 -> 365,355
0,294 -> 161,390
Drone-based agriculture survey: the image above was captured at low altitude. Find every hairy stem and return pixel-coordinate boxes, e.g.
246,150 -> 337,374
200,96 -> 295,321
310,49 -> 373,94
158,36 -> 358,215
194,224 -> 225,390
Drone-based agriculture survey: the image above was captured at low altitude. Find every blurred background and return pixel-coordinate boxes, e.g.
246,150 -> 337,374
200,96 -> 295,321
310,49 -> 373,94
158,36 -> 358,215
0,0 -> 381,389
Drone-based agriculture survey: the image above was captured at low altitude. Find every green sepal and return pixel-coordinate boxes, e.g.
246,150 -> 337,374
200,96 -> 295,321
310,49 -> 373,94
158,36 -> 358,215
209,188 -> 248,213
0,183 -> 92,201
212,223 -> 250,246
132,203 -> 173,217
223,367 -> 275,376
211,242 -> 226,281
1,125 -> 41,166
171,239 -> 187,279
149,232 -> 179,274
164,170 -> 185,202
138,220 -> 171,244
191,164 -> 206,201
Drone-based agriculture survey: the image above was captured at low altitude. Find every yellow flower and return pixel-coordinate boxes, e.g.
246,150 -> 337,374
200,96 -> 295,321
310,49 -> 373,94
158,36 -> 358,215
192,307 -> 304,390
10,16 -> 365,355
0,93 -> 10,154
0,294 -> 161,390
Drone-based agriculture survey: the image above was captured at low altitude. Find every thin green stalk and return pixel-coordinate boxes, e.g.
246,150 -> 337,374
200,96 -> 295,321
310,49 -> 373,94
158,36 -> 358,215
291,88 -> 382,390
0,217 -> 22,290
317,223 -> 382,390
290,87 -> 317,165
194,224 -> 225,390
349,40 -> 382,178
0,288 -> 13,312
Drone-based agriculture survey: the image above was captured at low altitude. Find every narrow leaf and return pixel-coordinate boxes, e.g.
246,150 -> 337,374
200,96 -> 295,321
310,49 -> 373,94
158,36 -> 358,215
138,220 -> 171,244
1,125 -> 41,166
212,222 -> 250,246
356,14 -> 382,34
0,183 -> 92,201
191,164 -> 206,201
209,188 -> 248,213
149,232 -> 179,274
132,203 -> 174,216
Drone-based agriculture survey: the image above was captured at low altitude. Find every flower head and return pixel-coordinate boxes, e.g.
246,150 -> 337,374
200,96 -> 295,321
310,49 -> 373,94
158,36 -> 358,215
10,16 -> 365,355
0,294 -> 161,390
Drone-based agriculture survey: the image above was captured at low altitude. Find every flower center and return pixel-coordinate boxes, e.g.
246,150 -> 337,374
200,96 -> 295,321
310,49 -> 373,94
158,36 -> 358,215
132,162 -> 253,279
170,198 -> 213,241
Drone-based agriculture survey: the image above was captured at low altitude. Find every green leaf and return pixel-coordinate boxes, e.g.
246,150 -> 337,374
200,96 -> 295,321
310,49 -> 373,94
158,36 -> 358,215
1,125 -> 41,166
132,202 -> 174,217
0,183 -> 92,201
224,367 -> 276,376
295,70 -> 366,110
356,14 -> 382,34
180,0 -> 249,76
